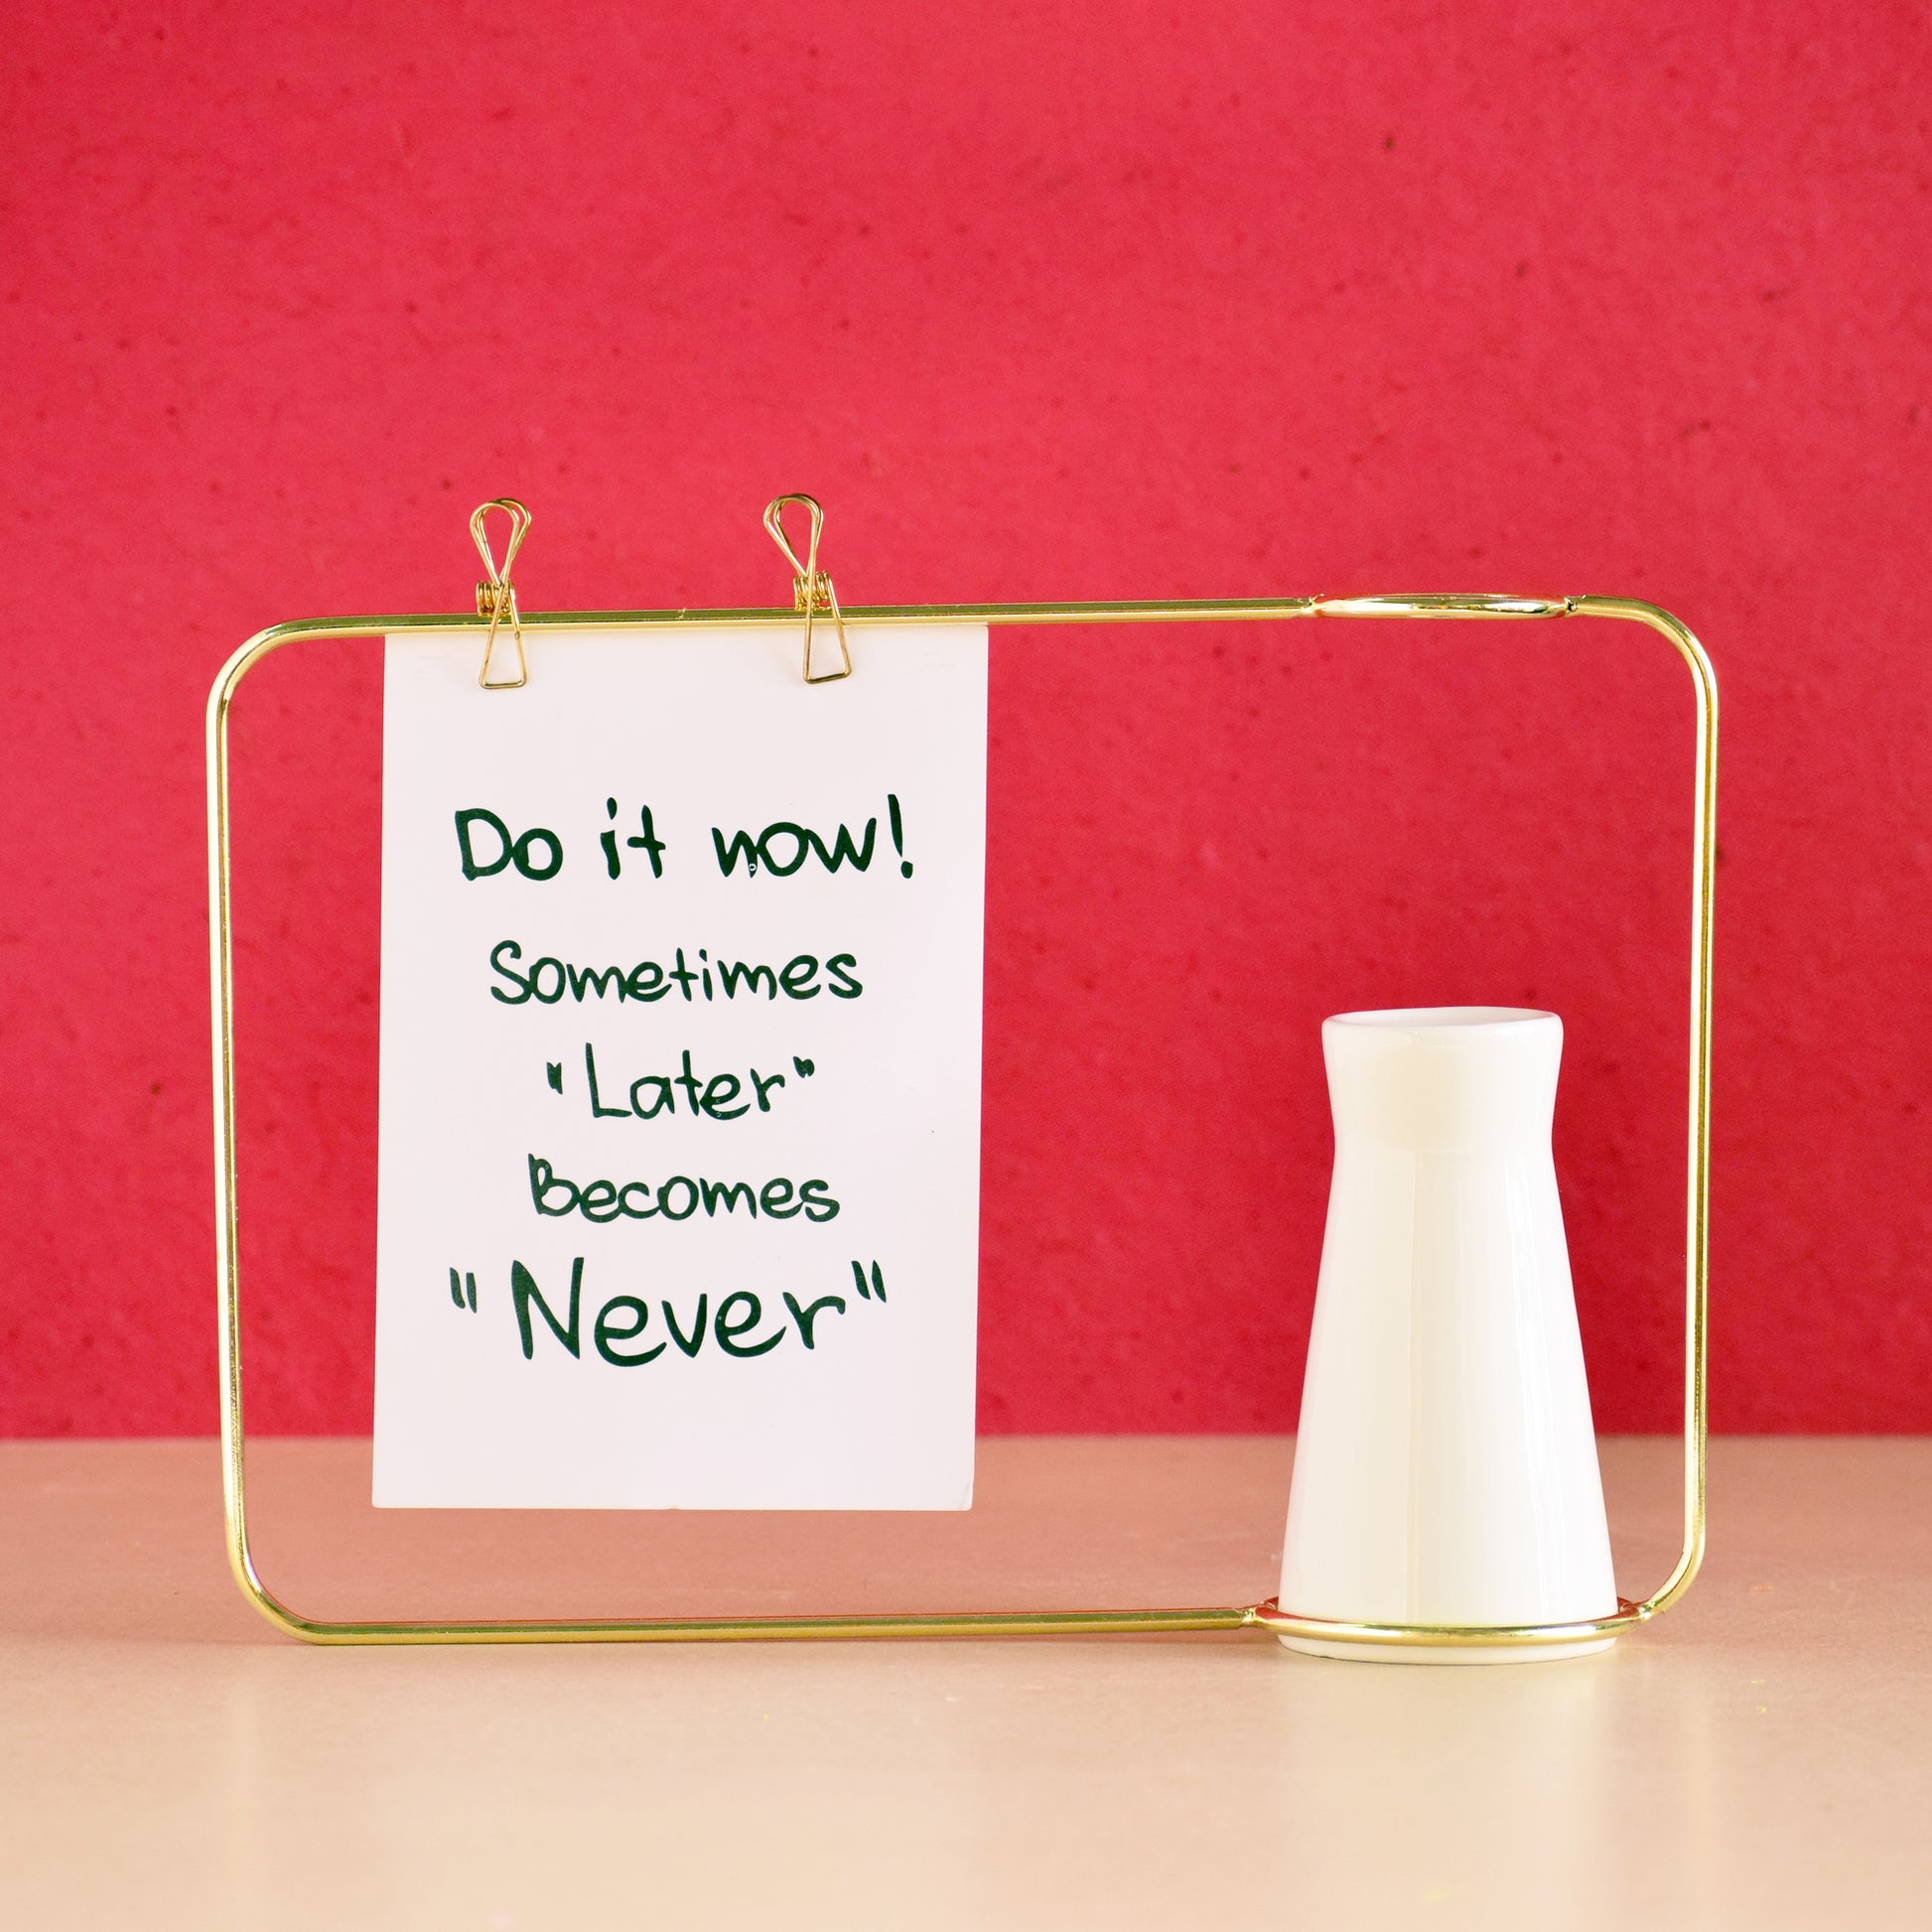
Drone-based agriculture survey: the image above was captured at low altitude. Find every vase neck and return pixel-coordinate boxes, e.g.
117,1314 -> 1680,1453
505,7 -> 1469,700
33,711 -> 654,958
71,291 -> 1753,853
1322,1009 -> 1561,1154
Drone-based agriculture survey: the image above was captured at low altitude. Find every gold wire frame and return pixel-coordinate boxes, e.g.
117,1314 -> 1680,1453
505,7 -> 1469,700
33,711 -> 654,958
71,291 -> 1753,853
207,589 -> 1716,1648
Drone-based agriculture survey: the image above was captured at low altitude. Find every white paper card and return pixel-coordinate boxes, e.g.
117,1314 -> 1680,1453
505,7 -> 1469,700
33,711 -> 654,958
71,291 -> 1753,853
372,624 -> 987,1509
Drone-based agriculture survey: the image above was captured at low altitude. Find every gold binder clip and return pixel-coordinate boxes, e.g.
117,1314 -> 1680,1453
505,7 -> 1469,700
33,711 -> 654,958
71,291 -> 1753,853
763,493 -> 853,683
471,497 -> 532,689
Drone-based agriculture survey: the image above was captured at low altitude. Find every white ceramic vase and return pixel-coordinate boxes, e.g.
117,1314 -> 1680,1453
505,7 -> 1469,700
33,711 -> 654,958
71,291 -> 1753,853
1279,1008 -> 1618,1663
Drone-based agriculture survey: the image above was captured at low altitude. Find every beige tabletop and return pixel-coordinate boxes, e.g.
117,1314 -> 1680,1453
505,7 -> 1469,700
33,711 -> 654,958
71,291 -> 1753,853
1,1436 -> 1926,1930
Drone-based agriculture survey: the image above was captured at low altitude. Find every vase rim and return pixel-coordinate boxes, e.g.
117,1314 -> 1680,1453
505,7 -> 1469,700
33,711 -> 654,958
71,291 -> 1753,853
1325,1005 -> 1558,1033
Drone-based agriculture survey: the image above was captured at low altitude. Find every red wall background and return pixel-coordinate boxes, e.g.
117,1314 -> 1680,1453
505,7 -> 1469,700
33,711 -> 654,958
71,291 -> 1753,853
3,2 -> 1928,1436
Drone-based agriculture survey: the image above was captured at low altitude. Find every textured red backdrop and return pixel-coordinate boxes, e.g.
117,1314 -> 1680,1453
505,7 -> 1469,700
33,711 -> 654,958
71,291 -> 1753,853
3,3 -> 1928,1436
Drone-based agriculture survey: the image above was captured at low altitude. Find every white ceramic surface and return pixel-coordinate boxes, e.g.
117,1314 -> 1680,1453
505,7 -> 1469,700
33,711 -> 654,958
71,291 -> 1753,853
1279,1008 -> 1618,1664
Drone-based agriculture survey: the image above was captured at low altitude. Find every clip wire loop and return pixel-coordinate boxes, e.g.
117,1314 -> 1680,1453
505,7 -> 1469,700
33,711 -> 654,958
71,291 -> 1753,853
472,497 -> 532,689
762,493 -> 853,683
207,585 -> 1713,1649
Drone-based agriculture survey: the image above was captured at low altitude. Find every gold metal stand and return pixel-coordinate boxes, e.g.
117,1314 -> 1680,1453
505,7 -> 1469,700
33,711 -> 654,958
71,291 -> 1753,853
207,500 -> 1715,1649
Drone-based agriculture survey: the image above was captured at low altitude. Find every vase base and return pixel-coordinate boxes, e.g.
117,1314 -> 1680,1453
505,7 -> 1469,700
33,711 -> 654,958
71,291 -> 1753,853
1277,1633 -> 1616,1665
